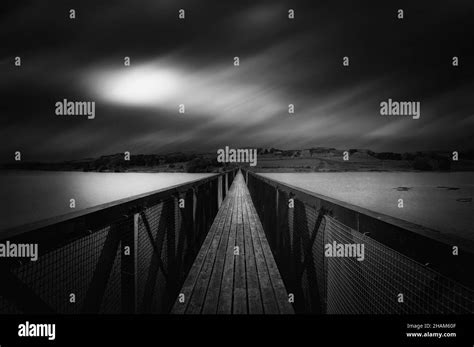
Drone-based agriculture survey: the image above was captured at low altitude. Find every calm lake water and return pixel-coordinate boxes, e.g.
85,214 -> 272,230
260,172 -> 474,241
1,171 -> 473,242
0,171 -> 214,231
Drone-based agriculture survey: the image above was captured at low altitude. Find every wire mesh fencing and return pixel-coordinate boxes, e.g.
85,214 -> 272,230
0,170 -> 237,314
246,171 -> 474,314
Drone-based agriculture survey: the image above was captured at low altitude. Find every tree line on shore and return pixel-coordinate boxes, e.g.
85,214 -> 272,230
2,148 -> 473,172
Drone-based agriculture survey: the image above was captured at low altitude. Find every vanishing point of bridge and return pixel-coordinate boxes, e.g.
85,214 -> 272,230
172,172 -> 294,314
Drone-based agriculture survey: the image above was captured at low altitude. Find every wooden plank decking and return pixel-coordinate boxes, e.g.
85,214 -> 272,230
171,171 -> 294,314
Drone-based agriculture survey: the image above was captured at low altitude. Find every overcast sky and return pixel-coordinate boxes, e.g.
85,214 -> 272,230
1,0 -> 473,161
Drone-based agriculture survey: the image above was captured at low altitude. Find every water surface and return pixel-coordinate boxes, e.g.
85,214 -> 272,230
259,172 -> 473,241
0,171 -> 214,231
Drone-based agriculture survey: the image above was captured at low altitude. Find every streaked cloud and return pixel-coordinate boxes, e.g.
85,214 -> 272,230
0,0 -> 473,161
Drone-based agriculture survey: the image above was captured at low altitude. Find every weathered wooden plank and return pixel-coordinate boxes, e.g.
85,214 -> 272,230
243,196 -> 279,314
242,189 -> 263,314
201,188 -> 235,314
186,189 -> 233,314
233,190 -> 247,314
217,184 -> 239,314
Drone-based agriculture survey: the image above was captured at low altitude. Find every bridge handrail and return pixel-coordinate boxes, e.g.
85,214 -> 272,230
243,169 -> 474,314
0,168 -> 239,314
1,169 -> 235,240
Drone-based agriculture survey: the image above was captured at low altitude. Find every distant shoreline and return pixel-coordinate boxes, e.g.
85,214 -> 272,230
2,147 -> 473,173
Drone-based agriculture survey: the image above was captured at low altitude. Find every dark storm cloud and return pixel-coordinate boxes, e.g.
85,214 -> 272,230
1,0 -> 473,161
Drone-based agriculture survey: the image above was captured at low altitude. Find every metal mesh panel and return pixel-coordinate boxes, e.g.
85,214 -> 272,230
136,199 -> 174,313
246,172 -> 474,314
1,217 -> 129,314
322,216 -> 474,314
99,242 -> 122,314
12,226 -> 114,313
0,295 -> 22,313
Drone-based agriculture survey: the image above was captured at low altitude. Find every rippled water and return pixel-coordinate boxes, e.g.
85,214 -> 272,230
259,172 -> 474,241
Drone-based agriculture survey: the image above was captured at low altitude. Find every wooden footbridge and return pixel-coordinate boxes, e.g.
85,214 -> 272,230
3,168 -> 473,315
171,171 -> 294,314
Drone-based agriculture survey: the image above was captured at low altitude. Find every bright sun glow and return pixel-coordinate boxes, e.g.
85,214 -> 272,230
86,60 -> 280,125
97,65 -> 182,106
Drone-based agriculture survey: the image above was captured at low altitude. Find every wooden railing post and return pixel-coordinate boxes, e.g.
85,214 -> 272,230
275,188 -> 280,258
225,172 -> 229,194
218,176 -> 223,208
